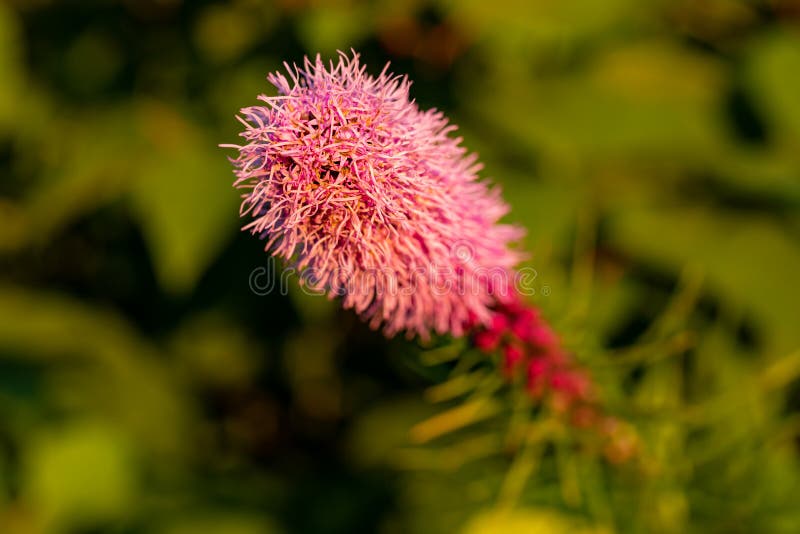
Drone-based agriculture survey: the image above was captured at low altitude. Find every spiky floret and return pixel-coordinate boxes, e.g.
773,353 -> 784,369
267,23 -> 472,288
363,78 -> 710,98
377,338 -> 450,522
226,51 -> 523,339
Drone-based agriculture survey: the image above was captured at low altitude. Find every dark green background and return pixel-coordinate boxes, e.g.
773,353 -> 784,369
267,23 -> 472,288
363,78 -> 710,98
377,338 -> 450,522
1,1 -> 800,532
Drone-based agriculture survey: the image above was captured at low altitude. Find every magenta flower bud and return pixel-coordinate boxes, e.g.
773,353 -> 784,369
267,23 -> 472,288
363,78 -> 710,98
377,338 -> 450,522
550,370 -> 592,412
502,344 -> 525,377
527,357 -> 550,396
490,312 -> 510,333
528,357 -> 549,378
473,329 -> 502,352
526,324 -> 558,349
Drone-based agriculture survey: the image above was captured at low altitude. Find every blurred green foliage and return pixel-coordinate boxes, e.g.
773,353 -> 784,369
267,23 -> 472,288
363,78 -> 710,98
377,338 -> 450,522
1,0 -> 800,533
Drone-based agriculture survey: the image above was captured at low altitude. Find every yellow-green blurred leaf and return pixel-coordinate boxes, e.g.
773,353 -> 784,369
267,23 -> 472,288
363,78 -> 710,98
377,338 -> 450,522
747,29 -> 800,142
159,513 -> 282,534
24,422 -> 137,531
445,0 -> 639,65
296,4 -> 372,55
63,30 -> 122,94
193,4 -> 264,64
24,107 -> 143,244
611,207 -> 800,355
0,3 -> 23,130
130,102 -> 238,294
470,42 -> 725,159
347,396 -> 437,467
171,312 -> 261,388
0,286 -> 193,457
462,508 -> 610,534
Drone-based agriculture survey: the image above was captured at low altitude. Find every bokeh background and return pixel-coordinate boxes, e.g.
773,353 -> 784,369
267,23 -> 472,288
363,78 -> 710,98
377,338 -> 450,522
1,0 -> 800,532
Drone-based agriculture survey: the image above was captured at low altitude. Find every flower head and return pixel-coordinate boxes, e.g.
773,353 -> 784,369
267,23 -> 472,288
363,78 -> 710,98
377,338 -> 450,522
226,51 -> 523,338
